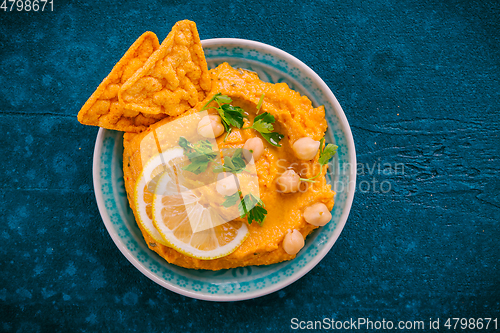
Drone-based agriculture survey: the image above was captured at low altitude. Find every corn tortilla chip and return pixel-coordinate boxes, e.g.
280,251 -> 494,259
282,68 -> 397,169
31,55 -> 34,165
118,20 -> 211,116
77,32 -> 166,133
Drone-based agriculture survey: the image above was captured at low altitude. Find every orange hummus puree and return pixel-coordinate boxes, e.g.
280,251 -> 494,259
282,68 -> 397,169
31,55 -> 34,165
123,63 -> 335,270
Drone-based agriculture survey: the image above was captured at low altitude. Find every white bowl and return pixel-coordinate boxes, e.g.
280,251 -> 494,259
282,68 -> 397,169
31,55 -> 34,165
93,38 -> 356,301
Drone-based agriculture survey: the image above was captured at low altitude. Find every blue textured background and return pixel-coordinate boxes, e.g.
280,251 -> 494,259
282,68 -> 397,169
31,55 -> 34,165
1,0 -> 499,332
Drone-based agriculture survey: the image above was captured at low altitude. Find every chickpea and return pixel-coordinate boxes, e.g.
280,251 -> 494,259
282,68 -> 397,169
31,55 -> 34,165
303,203 -> 332,226
292,137 -> 320,160
243,137 -> 264,163
197,115 -> 224,138
283,229 -> 305,255
276,169 -> 300,193
216,173 -> 238,197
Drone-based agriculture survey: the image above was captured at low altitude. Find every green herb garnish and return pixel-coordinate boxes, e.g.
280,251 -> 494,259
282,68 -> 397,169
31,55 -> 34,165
201,92 -> 283,146
246,112 -> 284,147
318,138 -> 338,165
222,191 -> 241,208
201,93 -> 246,139
256,93 -> 265,114
212,148 -> 248,174
223,191 -> 267,226
300,138 -> 338,183
242,193 -> 267,225
178,137 -> 218,175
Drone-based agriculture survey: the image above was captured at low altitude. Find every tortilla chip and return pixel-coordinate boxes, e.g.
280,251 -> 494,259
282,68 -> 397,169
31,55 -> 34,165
77,31 -> 167,133
118,20 -> 211,116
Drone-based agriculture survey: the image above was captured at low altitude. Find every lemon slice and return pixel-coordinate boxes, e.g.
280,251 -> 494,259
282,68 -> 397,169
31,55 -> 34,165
151,168 -> 249,260
134,147 -> 185,246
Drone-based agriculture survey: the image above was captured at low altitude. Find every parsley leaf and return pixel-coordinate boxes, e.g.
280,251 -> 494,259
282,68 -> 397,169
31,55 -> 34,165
201,92 -> 227,110
220,104 -> 245,129
201,93 -> 246,137
260,132 -> 285,147
178,137 -> 218,175
213,148 -> 248,174
237,195 -> 248,218
300,137 -> 338,183
215,94 -> 232,104
252,112 -> 275,133
178,136 -> 190,150
318,142 -> 338,165
222,192 -> 240,208
222,191 -> 267,226
248,112 -> 284,147
202,93 -> 283,147
242,194 -> 267,226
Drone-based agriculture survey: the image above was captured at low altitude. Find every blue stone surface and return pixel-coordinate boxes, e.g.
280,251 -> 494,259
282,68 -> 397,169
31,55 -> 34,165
0,0 -> 499,332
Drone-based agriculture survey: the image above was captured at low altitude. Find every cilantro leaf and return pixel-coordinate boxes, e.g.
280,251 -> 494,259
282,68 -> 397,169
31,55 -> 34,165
178,137 -> 218,175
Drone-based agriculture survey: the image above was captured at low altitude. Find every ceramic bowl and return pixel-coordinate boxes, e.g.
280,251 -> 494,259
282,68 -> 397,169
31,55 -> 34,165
93,38 -> 356,301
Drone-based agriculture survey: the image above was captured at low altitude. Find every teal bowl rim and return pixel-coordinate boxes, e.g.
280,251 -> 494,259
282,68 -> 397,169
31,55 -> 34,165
93,38 -> 356,301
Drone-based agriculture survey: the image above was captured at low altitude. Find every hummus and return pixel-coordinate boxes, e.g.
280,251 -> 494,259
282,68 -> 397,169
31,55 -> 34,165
123,63 -> 335,270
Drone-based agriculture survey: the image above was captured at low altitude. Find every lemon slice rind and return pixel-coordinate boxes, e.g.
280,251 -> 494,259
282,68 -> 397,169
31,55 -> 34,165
152,171 -> 249,260
134,147 -> 185,246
